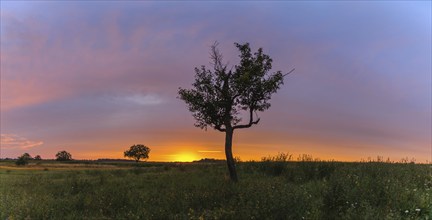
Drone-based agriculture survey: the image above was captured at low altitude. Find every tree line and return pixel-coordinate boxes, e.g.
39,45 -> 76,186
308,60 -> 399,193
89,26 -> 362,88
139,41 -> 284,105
15,150 -> 73,165
13,144 -> 150,166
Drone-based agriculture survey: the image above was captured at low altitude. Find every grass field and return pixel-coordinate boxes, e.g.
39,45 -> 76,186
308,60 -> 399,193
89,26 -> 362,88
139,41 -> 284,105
1,159 -> 431,219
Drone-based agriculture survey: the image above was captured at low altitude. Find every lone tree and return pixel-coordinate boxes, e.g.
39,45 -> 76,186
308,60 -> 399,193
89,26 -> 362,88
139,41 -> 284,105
55,150 -> 72,161
178,42 -> 293,182
124,144 -> 150,162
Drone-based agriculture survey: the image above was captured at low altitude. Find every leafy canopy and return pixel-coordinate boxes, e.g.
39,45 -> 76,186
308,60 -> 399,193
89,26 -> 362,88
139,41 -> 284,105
56,150 -> 72,161
21,153 -> 32,160
179,42 -> 292,131
124,144 -> 150,162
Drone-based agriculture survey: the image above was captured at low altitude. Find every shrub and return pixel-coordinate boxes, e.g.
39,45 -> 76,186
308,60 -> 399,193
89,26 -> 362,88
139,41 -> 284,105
260,152 -> 292,176
15,153 -> 32,166
15,157 -> 28,166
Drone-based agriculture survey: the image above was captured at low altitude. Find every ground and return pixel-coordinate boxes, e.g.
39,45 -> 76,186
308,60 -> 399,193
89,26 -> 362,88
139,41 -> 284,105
0,159 -> 430,219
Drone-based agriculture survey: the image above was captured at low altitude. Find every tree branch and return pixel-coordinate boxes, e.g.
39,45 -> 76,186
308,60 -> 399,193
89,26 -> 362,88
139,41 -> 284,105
210,41 -> 226,73
214,124 -> 226,132
283,68 -> 295,77
233,109 -> 260,130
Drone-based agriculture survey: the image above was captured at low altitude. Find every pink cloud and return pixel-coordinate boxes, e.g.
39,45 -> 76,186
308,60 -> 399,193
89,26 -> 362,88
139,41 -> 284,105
0,134 -> 44,149
1,8 -> 209,112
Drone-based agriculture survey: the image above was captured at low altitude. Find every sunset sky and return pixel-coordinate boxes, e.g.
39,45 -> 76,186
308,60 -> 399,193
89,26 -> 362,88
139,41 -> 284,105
1,1 -> 431,162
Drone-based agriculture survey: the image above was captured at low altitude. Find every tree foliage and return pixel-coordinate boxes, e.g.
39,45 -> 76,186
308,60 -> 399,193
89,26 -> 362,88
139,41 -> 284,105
22,153 -> 32,160
15,153 -> 32,166
56,150 -> 72,161
124,144 -> 150,162
178,42 -> 292,132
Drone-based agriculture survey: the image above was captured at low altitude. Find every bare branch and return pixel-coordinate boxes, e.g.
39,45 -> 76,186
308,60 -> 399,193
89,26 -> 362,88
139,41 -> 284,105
210,41 -> 224,72
282,68 -> 295,77
233,109 -> 260,130
233,118 -> 260,130
214,124 -> 226,132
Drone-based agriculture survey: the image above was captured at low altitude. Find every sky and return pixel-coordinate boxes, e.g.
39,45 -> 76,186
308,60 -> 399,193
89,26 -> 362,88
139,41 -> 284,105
1,1 -> 431,162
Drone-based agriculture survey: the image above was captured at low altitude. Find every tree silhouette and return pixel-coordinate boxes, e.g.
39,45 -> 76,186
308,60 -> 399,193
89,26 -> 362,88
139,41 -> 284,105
22,153 -> 32,160
124,144 -> 150,162
178,42 -> 293,182
55,150 -> 72,161
15,153 -> 32,165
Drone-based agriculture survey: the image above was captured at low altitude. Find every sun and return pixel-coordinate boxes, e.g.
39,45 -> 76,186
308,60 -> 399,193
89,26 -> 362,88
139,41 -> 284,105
173,152 -> 199,162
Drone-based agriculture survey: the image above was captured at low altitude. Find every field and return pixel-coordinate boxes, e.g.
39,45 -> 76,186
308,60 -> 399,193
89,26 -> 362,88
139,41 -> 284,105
0,159 -> 431,219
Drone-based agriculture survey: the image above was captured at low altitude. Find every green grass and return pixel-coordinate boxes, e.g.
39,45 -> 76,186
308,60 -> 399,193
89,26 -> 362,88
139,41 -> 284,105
0,160 -> 431,219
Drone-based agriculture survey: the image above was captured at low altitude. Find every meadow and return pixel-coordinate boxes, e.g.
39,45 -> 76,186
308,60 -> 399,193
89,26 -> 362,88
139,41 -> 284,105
0,158 -> 431,219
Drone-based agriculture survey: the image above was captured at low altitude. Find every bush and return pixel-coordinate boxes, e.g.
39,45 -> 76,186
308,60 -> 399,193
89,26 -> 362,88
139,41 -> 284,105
15,157 -> 28,166
260,152 -> 292,176
15,153 -> 32,166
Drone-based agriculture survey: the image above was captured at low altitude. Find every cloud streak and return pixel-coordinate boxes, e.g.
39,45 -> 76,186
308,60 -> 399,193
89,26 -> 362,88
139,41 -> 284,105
123,94 -> 165,106
0,134 -> 44,149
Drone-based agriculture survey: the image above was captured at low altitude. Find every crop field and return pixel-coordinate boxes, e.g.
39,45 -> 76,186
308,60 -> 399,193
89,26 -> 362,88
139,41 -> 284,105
1,160 -> 431,219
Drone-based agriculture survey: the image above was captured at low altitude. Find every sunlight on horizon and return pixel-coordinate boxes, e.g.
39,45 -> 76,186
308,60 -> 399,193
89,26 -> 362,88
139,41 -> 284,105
168,152 -> 200,162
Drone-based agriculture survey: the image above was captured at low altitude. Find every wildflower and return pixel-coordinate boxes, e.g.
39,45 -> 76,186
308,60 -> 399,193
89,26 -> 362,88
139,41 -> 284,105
405,210 -> 409,214
415,209 -> 421,212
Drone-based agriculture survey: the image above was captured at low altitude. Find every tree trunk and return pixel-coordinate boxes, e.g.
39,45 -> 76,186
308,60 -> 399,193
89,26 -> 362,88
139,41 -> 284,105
225,128 -> 238,182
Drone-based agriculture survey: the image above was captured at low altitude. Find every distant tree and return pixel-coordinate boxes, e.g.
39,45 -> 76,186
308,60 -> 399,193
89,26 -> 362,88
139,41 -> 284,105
124,144 -> 150,162
34,155 -> 42,160
55,150 -> 72,161
15,153 -> 32,165
22,153 -> 32,160
178,42 -> 293,182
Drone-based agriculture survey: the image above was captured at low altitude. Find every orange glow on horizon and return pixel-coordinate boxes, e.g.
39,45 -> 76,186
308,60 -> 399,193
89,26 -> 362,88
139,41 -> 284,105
27,140 -> 429,163
166,152 -> 200,162
31,149 -> 429,164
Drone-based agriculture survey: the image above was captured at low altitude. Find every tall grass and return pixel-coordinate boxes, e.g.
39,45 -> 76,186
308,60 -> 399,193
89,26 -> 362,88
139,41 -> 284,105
0,158 -> 430,219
